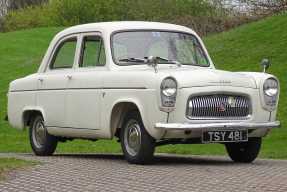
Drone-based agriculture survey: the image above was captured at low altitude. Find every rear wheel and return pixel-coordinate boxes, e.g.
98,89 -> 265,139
29,115 -> 58,156
120,111 -> 155,164
225,138 -> 262,163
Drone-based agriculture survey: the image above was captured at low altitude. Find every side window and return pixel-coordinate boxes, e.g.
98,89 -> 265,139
50,38 -> 77,69
194,43 -> 209,66
80,36 -> 106,67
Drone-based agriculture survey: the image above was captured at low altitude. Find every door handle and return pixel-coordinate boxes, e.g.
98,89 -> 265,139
67,75 -> 72,80
38,78 -> 44,82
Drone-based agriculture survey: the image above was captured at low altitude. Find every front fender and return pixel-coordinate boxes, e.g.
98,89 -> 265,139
102,90 -> 167,140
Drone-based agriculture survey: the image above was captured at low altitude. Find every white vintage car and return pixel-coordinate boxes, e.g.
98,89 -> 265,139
7,22 -> 280,164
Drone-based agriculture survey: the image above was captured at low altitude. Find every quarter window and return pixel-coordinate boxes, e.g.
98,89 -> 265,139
80,36 -> 106,67
50,38 -> 77,69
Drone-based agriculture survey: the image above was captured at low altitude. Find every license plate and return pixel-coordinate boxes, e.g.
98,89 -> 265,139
202,130 -> 248,143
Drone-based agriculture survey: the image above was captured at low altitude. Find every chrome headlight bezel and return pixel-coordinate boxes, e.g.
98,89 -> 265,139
160,77 -> 177,109
263,78 -> 279,97
262,77 -> 279,110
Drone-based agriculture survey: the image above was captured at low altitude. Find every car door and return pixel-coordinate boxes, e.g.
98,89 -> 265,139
37,35 -> 79,128
65,33 -> 107,132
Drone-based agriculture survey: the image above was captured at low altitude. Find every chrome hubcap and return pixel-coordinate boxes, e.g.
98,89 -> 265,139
32,118 -> 46,148
124,120 -> 141,156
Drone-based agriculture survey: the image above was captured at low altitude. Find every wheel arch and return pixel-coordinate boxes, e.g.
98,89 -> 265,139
22,107 -> 46,129
109,99 -> 147,138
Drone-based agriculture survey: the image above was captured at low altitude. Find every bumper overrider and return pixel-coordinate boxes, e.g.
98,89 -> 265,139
155,121 -> 280,131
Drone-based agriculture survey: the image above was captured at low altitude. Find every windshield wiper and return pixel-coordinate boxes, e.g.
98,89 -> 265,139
119,56 -> 182,67
153,56 -> 181,66
118,57 -> 147,63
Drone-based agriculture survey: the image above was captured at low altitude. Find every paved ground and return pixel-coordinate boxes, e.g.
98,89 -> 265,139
0,154 -> 287,192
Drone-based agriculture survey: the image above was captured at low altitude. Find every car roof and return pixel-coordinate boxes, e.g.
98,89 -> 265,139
38,21 -> 213,73
57,21 -> 197,37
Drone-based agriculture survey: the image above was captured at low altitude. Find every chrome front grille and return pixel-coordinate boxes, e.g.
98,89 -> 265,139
187,94 -> 251,119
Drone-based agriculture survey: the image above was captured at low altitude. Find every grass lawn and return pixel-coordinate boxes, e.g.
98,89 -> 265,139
0,158 -> 36,180
0,14 -> 286,159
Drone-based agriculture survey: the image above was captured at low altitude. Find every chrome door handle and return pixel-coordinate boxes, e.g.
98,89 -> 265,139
38,78 -> 44,82
67,75 -> 72,80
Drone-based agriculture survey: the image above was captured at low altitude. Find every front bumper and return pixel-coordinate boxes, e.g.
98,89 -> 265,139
155,121 -> 280,131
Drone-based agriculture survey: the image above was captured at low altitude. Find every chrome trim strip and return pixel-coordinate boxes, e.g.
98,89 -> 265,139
9,87 -> 147,92
155,121 -> 281,130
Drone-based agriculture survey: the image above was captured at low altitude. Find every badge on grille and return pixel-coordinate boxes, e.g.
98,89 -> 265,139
218,103 -> 226,112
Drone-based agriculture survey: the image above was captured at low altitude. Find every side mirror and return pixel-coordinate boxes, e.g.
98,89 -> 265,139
261,58 -> 271,73
147,56 -> 157,65
147,56 -> 158,73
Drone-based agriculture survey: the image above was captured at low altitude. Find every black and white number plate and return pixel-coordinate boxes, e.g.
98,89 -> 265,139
202,130 -> 248,143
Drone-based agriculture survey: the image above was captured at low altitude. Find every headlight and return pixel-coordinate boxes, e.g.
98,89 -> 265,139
263,78 -> 279,108
263,78 -> 278,97
161,77 -> 177,108
161,78 -> 177,97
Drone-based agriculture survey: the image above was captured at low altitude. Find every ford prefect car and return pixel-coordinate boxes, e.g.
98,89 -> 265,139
7,22 -> 280,164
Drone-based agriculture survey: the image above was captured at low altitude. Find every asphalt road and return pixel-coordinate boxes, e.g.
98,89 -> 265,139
0,153 -> 287,192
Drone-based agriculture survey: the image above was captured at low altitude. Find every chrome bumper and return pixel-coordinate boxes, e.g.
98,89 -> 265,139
155,121 -> 280,131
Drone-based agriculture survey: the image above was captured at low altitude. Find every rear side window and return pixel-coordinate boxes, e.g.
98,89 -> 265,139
79,36 -> 106,67
50,38 -> 77,69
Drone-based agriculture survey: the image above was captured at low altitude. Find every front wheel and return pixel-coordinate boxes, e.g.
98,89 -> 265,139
120,111 -> 155,164
225,138 -> 262,163
29,115 -> 58,156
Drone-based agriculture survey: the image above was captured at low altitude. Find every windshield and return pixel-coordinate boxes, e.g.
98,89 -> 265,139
111,31 -> 210,66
